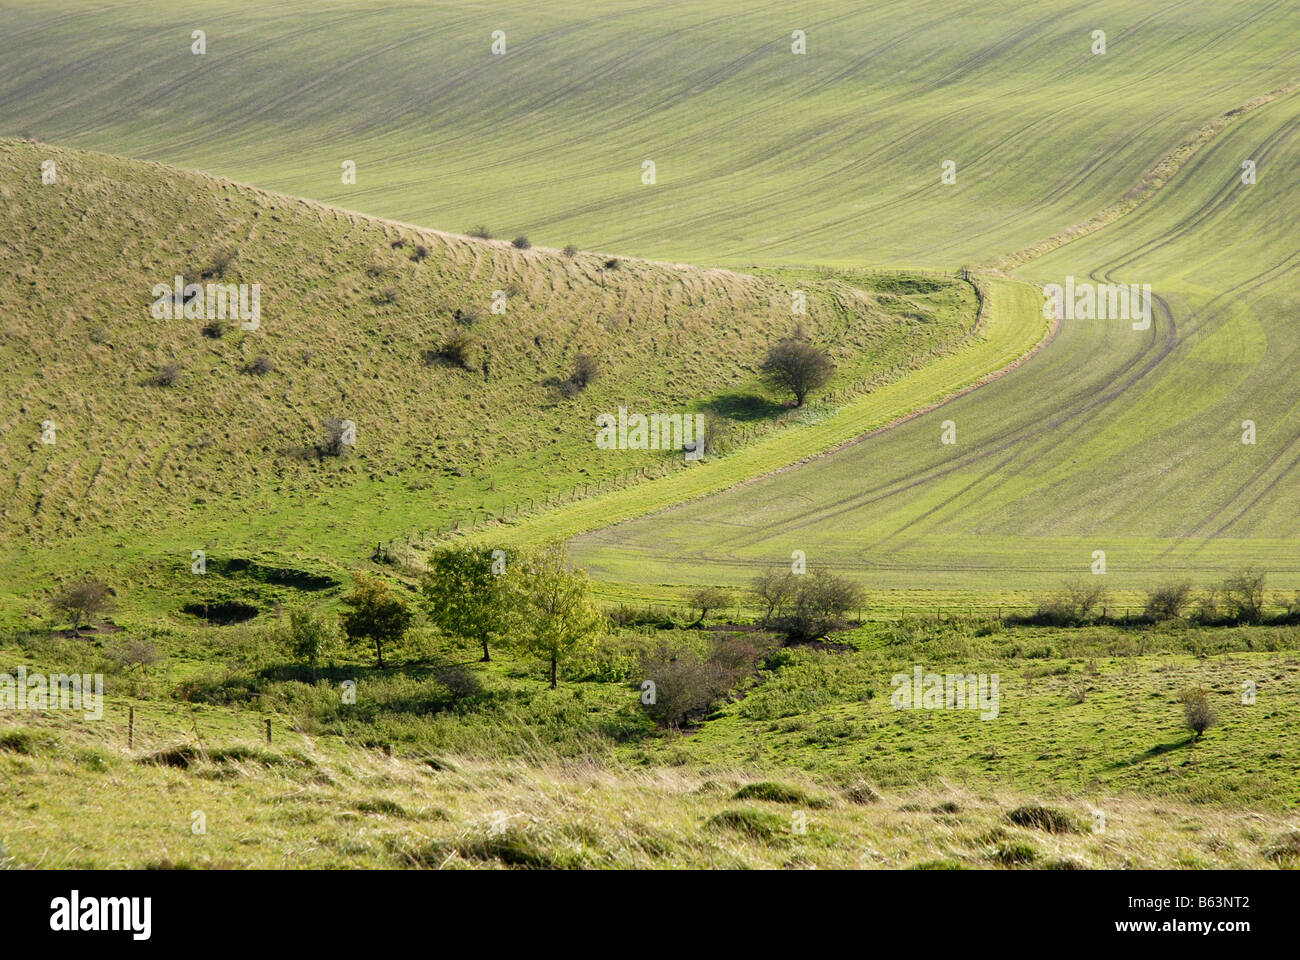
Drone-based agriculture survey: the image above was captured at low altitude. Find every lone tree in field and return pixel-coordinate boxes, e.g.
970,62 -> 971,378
51,580 -> 115,632
423,547 -> 516,662
514,543 -> 605,688
1179,687 -> 1218,739
688,586 -> 732,626
340,575 -> 412,670
760,338 -> 835,407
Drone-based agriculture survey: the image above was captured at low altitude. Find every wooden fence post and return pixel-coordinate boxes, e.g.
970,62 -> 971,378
128,705 -> 134,750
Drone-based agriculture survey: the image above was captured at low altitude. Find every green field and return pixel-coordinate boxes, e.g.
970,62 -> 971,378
4,0 -> 1298,599
570,82 -> 1300,594
4,0 -> 1300,268
3,1 -> 1300,872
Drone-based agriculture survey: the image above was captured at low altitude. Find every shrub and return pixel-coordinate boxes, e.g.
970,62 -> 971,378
705,808 -> 784,841
426,331 -> 479,371
52,580 -> 115,631
318,417 -> 353,458
452,305 -> 482,326
373,285 -> 399,305
765,567 -> 862,642
604,257 -> 619,270
200,247 -> 237,280
751,570 -> 797,620
278,607 -> 337,680
562,244 -> 579,258
512,235 -> 531,249
200,319 -> 224,339
639,634 -> 767,727
1006,805 -> 1080,834
108,637 -> 162,672
1146,582 -> 1192,620
411,244 -> 429,262
469,225 -> 493,239
688,586 -> 731,624
760,338 -> 835,407
245,354 -> 275,376
1223,568 -> 1266,623
434,664 -> 483,701
1179,687 -> 1217,738
569,353 -> 599,389
151,362 -> 182,387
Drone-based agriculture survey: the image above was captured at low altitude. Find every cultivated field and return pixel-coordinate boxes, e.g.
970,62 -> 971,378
3,0 -> 1299,875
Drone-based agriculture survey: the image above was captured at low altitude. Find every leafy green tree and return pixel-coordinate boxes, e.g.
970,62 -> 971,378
514,544 -> 605,688
282,607 -> 337,681
423,547 -> 516,662
340,575 -> 412,669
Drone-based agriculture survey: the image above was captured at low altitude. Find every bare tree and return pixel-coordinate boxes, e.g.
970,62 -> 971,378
760,339 -> 834,406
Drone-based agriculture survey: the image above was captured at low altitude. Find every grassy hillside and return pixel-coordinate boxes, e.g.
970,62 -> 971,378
3,0 -> 1299,267
4,616 -> 1299,867
0,138 -> 976,627
568,86 -> 1300,594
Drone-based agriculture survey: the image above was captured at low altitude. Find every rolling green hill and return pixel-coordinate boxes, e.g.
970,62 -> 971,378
3,0 -> 1298,604
0,138 -> 977,626
4,0 -> 1300,267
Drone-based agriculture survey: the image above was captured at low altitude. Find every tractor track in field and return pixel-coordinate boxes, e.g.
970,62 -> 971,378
569,68 -> 1300,581
752,82 -> 1299,551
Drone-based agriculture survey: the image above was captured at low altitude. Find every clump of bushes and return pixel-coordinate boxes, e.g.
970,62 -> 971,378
638,633 -> 772,728
51,579 -> 115,631
749,567 -> 862,642
452,305 -> 482,327
559,353 -> 599,396
199,246 -> 237,280
1030,579 -> 1108,625
604,257 -> 619,270
469,225 -> 493,239
201,319 -> 224,339
688,586 -> 731,625
512,235 -> 531,249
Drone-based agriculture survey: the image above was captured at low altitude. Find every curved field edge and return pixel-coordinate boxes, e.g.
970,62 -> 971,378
452,276 -> 1053,551
989,79 -> 1300,273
